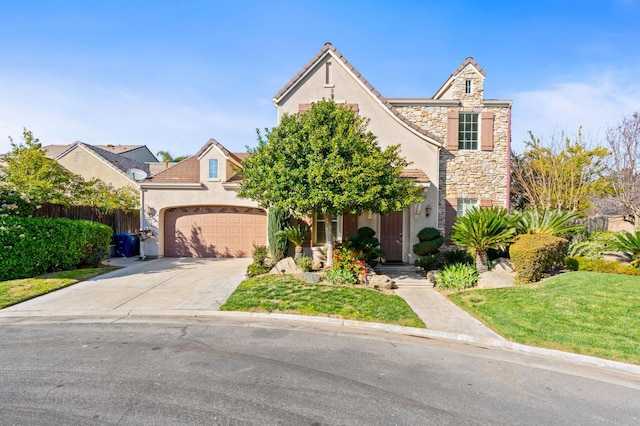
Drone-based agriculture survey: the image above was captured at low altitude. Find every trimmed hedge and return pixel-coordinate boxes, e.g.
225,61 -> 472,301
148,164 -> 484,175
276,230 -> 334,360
510,233 -> 568,283
413,236 -> 445,256
417,227 -> 441,242
0,217 -> 113,281
564,256 -> 640,277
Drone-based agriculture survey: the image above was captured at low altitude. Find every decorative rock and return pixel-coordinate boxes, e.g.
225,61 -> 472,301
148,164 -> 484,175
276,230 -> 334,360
269,257 -> 302,275
296,272 -> 321,283
368,274 -> 397,290
426,270 -> 439,284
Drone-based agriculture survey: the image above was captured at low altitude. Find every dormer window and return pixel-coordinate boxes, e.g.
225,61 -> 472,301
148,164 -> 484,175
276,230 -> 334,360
208,159 -> 219,179
465,79 -> 472,94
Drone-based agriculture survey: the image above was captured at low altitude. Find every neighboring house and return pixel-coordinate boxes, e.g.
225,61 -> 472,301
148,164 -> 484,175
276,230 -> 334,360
47,142 -> 155,190
141,139 -> 266,258
139,43 -> 510,262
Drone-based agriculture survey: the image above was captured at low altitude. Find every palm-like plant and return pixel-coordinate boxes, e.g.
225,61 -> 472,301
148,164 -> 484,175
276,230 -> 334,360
450,207 -> 518,273
277,225 -> 309,260
516,207 -> 583,236
612,230 -> 640,267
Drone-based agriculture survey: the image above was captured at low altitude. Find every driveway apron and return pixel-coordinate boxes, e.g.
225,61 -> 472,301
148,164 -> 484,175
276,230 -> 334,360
0,258 -> 251,317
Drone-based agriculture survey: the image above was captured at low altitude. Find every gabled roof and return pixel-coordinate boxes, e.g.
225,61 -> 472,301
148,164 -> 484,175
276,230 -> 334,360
273,42 -> 442,147
96,144 -> 145,154
433,56 -> 486,99
148,138 -> 246,184
56,142 -> 150,182
196,138 -> 244,166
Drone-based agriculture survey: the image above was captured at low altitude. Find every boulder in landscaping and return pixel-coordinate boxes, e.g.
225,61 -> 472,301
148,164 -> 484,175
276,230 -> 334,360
270,257 -> 302,275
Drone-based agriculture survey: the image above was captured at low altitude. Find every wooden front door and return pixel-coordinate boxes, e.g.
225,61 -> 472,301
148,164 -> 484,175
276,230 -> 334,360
380,211 -> 404,262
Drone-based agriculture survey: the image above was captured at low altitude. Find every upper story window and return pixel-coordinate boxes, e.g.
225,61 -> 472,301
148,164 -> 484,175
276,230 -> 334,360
457,198 -> 479,217
208,159 -> 219,179
458,113 -> 478,150
465,79 -> 472,94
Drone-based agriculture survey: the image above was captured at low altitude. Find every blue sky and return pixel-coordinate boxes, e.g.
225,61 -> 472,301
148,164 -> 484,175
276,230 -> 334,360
1,0 -> 639,157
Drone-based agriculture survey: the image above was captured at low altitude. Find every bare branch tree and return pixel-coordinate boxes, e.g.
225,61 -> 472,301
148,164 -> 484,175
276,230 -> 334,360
607,112 -> 640,228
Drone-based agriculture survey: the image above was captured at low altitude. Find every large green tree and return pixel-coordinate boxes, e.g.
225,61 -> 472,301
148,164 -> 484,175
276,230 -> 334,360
511,130 -> 610,214
238,99 -> 422,266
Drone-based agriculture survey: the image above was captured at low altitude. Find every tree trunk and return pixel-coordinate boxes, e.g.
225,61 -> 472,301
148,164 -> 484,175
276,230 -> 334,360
324,213 -> 334,267
476,250 -> 489,274
294,245 -> 303,260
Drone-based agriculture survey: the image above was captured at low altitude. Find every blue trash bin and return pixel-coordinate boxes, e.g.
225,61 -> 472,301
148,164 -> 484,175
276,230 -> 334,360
113,233 -> 139,257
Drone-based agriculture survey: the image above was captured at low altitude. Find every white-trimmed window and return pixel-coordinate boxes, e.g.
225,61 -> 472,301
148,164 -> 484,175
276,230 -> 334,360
208,159 -> 219,179
314,212 -> 340,245
457,198 -> 479,217
458,113 -> 478,150
465,79 -> 472,94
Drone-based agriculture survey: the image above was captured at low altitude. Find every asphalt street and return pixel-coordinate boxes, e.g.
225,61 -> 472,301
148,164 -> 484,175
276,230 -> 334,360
1,318 -> 639,425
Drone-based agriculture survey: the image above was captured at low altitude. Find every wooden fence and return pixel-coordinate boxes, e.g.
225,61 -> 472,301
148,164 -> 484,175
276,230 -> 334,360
32,203 -> 140,234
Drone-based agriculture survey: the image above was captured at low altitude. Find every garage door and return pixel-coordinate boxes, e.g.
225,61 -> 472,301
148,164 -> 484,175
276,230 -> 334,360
164,206 -> 267,258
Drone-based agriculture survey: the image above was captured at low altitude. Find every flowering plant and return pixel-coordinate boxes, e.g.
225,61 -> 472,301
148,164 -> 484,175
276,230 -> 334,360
331,244 -> 370,283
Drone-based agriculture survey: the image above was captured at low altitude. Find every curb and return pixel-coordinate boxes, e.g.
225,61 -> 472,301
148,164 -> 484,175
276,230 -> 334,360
1,309 -> 639,376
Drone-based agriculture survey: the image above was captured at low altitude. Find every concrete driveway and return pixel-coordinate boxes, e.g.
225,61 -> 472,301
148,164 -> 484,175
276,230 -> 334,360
0,257 -> 251,318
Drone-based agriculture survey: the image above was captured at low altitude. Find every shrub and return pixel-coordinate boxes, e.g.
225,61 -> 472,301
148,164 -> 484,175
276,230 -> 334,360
252,245 -> 269,265
612,230 -> 640,267
277,225 -> 309,260
356,226 -> 376,239
443,249 -> 474,266
450,207 -> 517,273
247,262 -> 270,278
0,188 -> 36,217
415,254 -> 439,271
0,216 -> 112,281
332,244 -> 369,283
325,267 -> 357,285
435,263 -> 478,291
296,255 -> 313,272
510,233 -> 568,283
413,237 -> 444,256
567,240 -> 604,260
343,227 -> 384,267
564,256 -> 640,277
516,207 -> 583,237
267,207 -> 289,260
416,227 -> 441,242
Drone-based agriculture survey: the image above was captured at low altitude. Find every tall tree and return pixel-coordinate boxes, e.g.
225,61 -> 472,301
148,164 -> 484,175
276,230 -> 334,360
511,130 -> 610,214
238,99 -> 422,266
606,112 -> 640,228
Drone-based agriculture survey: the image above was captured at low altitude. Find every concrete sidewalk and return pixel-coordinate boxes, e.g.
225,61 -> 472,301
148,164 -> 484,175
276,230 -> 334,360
376,265 -> 505,341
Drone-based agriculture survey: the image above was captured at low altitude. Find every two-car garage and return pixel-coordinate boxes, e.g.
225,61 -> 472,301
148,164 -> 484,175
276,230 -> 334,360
163,206 -> 267,258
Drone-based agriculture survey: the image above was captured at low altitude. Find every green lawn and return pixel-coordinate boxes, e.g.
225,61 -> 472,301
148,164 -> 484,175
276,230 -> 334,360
220,274 -> 425,328
449,271 -> 640,364
0,267 -> 116,309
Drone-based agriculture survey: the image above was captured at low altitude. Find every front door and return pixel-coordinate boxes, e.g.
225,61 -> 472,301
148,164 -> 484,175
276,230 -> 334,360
380,211 -> 404,262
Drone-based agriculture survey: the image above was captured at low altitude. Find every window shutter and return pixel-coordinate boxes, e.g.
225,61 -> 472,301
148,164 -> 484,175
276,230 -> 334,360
342,213 -> 359,239
480,111 -> 494,151
480,199 -> 493,208
446,111 -> 459,151
445,198 -> 457,243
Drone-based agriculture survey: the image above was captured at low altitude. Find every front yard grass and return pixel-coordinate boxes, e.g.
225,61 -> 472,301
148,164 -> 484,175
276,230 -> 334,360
0,267 -> 116,309
449,271 -> 640,364
220,274 -> 425,328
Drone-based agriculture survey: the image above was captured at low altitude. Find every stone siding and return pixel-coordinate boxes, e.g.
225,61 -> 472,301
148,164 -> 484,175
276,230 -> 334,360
394,65 -> 510,231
